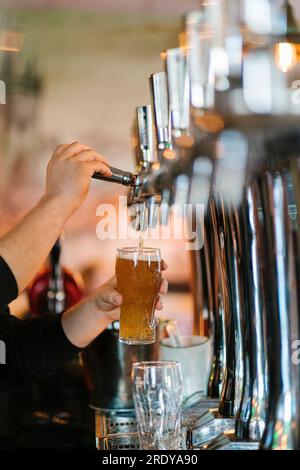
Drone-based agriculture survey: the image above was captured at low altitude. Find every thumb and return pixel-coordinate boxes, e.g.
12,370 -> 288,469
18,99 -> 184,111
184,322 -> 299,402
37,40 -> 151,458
96,285 -> 123,312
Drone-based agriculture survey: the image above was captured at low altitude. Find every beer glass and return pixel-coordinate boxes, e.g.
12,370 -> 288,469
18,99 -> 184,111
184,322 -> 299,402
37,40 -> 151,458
116,247 -> 162,345
132,361 -> 183,450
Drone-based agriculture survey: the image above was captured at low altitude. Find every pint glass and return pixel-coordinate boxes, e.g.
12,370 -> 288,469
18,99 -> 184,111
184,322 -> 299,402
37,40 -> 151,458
116,247 -> 161,345
132,361 -> 183,449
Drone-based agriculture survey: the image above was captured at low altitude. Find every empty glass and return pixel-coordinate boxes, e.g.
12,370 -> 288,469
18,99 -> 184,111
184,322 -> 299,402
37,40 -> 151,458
131,361 -> 183,450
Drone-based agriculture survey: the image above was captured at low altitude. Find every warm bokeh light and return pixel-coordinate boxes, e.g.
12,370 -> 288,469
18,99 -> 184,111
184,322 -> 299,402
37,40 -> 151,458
174,134 -> 194,148
0,30 -> 24,52
163,148 -> 176,160
194,110 -> 224,133
275,42 -> 297,73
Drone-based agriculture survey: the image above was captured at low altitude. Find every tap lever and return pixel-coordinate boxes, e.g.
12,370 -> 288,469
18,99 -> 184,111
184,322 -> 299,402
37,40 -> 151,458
136,105 -> 154,164
164,47 -> 190,137
133,203 -> 147,231
160,188 -> 171,225
147,196 -> 159,228
93,167 -> 136,186
149,71 -> 171,152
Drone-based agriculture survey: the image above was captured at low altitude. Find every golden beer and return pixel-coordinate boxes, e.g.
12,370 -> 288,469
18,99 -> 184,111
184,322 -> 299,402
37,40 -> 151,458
116,247 -> 161,344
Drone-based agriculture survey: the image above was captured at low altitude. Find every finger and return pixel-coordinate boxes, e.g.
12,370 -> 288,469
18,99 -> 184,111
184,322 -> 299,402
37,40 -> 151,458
155,297 -> 164,310
85,161 -> 113,177
106,275 -> 118,288
98,287 -> 123,310
159,277 -> 168,295
52,144 -> 69,158
161,260 -> 168,271
71,149 -> 111,166
59,142 -> 92,159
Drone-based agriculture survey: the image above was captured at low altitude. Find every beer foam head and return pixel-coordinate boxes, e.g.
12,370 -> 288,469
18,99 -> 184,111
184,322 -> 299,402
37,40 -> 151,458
117,247 -> 160,262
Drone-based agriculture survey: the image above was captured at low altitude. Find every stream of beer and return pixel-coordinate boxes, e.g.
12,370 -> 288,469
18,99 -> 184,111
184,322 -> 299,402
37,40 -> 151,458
138,232 -> 144,252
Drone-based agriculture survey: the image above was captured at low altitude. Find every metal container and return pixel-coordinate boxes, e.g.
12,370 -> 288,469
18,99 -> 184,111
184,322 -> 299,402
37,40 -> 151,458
93,409 -> 139,450
83,321 -> 159,410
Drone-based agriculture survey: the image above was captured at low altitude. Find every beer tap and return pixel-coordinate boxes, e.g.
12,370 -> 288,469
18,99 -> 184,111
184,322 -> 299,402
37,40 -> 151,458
131,104 -> 160,230
91,105 -> 156,231
164,46 -> 193,210
129,68 -> 180,228
94,52 -> 190,231
148,70 -> 173,225
150,71 -> 171,160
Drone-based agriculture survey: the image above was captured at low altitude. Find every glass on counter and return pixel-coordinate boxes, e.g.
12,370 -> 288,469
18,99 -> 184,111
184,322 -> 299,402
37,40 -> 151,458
132,361 -> 183,450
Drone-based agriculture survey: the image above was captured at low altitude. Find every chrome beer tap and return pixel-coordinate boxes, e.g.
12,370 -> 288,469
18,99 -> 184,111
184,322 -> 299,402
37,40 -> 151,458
124,71 -> 173,230
164,46 -> 192,210
129,104 -> 160,230
130,48 -> 192,230
149,70 -> 173,225
92,104 -> 157,230
131,79 -> 171,228
131,65 -> 189,228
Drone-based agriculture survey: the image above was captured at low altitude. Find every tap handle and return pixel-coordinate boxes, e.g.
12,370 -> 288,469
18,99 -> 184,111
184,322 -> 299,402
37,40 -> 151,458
185,9 -> 216,110
164,47 -> 190,137
149,71 -> 171,152
136,105 -> 154,164
92,167 -> 136,186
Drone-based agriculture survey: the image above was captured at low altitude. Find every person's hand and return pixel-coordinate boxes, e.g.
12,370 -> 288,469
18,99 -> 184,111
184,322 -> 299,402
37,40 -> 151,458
92,276 -> 123,322
93,260 -> 168,322
62,261 -> 168,348
44,142 -> 112,217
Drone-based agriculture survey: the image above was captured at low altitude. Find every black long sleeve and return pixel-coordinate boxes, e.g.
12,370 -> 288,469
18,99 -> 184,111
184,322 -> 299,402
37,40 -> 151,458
0,256 -> 81,381
0,256 -> 18,306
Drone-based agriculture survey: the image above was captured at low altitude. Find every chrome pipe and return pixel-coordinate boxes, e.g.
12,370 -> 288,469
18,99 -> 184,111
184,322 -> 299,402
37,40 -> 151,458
259,147 -> 300,449
235,181 -> 268,441
215,196 -> 244,418
206,200 -> 226,399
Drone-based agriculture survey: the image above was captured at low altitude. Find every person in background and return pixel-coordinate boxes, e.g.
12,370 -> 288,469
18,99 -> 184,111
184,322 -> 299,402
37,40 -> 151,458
0,142 -> 168,381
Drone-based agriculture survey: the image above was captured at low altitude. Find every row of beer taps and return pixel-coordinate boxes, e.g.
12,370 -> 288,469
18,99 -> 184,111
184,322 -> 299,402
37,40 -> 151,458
93,0 -> 300,450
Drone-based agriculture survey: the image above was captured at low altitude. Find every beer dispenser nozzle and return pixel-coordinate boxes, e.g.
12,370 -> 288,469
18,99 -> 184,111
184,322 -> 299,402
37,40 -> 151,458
132,104 -> 160,229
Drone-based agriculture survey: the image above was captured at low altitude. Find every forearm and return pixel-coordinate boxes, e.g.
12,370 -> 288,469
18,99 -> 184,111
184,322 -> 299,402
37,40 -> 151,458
0,195 -> 70,293
0,142 -> 112,295
0,310 -> 81,381
61,298 -> 114,348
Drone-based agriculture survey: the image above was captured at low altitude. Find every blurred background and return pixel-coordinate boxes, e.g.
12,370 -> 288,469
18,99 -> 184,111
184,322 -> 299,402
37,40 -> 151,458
0,0 -> 202,332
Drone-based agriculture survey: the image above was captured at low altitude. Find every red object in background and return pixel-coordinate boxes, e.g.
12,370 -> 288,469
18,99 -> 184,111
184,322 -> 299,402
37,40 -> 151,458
28,267 -> 83,317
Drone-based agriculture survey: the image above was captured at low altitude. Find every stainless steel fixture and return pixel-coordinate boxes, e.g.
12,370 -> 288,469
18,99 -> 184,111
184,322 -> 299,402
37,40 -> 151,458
184,0 -> 300,450
94,409 -> 139,450
89,0 -> 300,450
